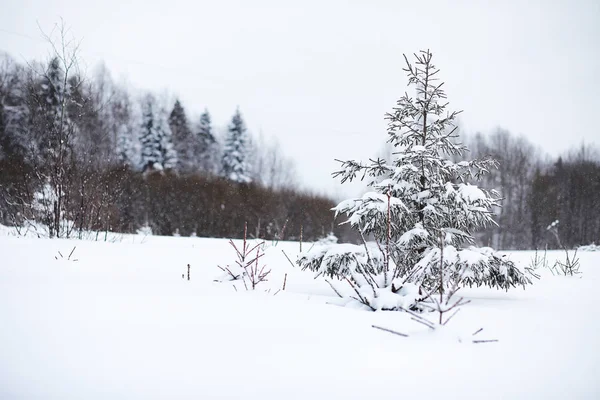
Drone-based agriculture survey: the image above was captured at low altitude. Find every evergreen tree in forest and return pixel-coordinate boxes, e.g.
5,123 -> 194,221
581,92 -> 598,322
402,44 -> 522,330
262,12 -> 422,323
140,95 -> 161,172
528,152 -> 600,249
116,123 -> 134,167
139,95 -> 178,173
168,99 -> 194,172
111,90 -> 136,168
221,108 -> 251,183
29,56 -> 79,173
0,103 -> 5,157
0,62 -> 30,163
37,57 -> 71,160
158,106 -> 177,171
196,108 -> 218,173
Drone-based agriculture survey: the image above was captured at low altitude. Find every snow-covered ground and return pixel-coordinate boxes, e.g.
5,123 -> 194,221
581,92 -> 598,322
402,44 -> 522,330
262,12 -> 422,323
0,230 -> 598,399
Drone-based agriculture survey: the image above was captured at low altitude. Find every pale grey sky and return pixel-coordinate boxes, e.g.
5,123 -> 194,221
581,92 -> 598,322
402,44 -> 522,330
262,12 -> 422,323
1,0 -> 599,198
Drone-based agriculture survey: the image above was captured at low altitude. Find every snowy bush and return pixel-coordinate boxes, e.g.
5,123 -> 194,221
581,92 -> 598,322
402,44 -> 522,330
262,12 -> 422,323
316,232 -> 338,246
546,220 -> 582,276
578,243 -> 600,252
136,225 -> 153,236
299,50 -> 530,311
216,223 -> 271,290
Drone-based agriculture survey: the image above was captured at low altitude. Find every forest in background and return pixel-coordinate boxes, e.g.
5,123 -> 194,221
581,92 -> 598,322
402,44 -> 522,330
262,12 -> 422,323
0,31 -> 351,242
0,31 -> 598,249
462,132 -> 599,250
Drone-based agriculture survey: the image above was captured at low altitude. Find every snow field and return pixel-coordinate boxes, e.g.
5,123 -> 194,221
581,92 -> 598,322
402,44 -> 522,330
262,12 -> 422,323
0,233 -> 598,399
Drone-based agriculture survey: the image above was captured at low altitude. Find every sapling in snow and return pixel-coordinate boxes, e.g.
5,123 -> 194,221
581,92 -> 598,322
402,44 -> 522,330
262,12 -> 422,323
299,50 -> 530,311
216,222 -> 271,290
547,220 -> 581,276
54,246 -> 78,262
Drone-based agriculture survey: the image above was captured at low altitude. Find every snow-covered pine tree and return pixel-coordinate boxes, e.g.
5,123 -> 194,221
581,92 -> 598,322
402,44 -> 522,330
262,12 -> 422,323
116,122 -> 134,167
196,108 -> 218,173
0,103 -> 5,158
139,95 -> 178,173
139,95 -> 163,172
221,108 -> 251,183
299,50 -> 530,311
37,57 -> 72,162
168,99 -> 194,173
0,62 -> 30,163
111,89 -> 137,168
158,105 -> 177,171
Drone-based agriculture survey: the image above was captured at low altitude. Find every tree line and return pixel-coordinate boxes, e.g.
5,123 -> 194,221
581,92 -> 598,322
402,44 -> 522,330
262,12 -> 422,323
463,130 -> 600,250
0,27 -> 352,241
0,26 -> 597,248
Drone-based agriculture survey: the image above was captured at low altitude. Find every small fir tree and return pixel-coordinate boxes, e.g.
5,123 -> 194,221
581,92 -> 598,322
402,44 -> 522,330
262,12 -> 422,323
299,50 -> 530,311
38,57 -> 72,159
168,99 -> 194,172
222,107 -> 251,183
139,95 -> 163,172
0,64 -> 30,163
158,105 -> 177,171
139,95 -> 178,173
196,108 -> 218,173
116,122 -> 134,167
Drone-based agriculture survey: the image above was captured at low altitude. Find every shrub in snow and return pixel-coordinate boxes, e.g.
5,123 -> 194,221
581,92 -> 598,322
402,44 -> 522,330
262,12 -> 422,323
28,182 -> 77,238
550,249 -> 581,276
547,220 -> 581,276
526,248 -> 548,279
298,50 -> 530,311
32,182 -> 58,232
136,225 -> 153,236
54,246 -> 78,262
216,223 -> 271,290
316,232 -> 338,246
578,243 -> 600,252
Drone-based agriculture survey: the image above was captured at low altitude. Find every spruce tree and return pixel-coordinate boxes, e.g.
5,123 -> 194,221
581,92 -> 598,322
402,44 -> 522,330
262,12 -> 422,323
139,95 -> 177,173
111,91 -> 136,168
116,123 -> 134,167
158,106 -> 177,171
0,103 -> 5,159
139,95 -> 162,172
168,99 -> 194,172
0,63 -> 30,164
221,108 -> 251,183
300,50 -> 529,311
38,57 -> 70,158
196,108 -> 218,173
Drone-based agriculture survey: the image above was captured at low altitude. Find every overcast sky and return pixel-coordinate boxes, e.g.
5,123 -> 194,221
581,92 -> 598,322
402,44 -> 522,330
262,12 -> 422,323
1,0 -> 599,198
